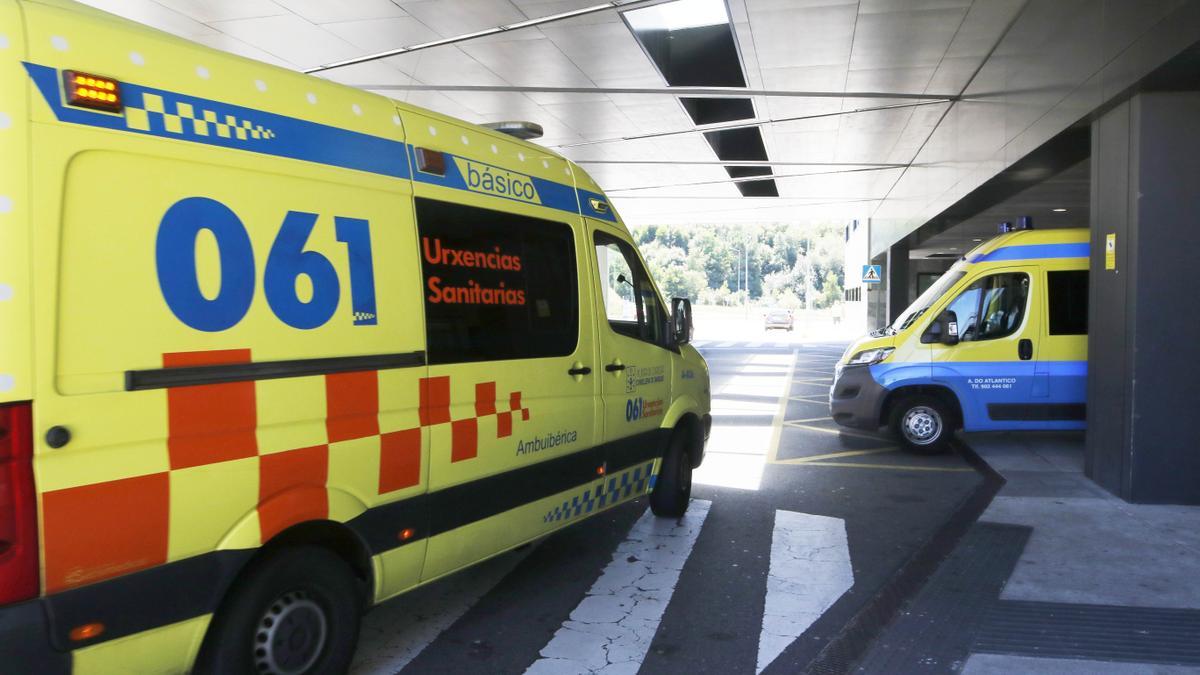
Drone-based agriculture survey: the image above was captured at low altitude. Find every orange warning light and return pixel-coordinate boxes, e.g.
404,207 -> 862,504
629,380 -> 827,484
63,70 -> 122,112
69,622 -> 105,641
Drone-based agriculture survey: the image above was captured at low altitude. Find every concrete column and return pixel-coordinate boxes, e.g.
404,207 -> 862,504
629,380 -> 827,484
885,240 -> 910,324
1087,92 -> 1200,504
866,253 -> 888,331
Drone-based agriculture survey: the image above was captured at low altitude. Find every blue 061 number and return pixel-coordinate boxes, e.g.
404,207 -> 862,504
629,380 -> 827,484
156,197 -> 378,332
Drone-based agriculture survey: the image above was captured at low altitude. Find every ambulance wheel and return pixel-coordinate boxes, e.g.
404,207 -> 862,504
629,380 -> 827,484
650,431 -> 692,518
195,546 -> 361,675
890,394 -> 955,455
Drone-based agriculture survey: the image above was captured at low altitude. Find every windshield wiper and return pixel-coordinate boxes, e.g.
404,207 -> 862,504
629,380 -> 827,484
898,307 -> 928,331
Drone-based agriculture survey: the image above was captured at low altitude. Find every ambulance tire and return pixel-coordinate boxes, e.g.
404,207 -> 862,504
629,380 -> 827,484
650,430 -> 692,518
195,545 -> 361,675
890,394 -> 956,455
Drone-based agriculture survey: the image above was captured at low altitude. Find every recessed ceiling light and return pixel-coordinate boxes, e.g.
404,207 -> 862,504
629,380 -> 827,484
624,0 -> 730,32
973,238 -> 983,242
1052,208 -> 1067,212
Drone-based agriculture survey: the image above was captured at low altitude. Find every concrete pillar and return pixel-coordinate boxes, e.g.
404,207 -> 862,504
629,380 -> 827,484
1087,93 -> 1200,504
866,252 -> 888,331
886,240 -> 910,324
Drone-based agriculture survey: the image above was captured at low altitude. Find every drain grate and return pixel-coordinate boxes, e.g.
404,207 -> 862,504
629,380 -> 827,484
976,600 -> 1200,666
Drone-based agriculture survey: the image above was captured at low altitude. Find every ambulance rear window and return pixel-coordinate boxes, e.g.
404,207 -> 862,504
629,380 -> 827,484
416,198 -> 578,364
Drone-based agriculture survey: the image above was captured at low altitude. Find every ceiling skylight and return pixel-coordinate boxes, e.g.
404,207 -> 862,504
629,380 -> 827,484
623,0 -> 731,33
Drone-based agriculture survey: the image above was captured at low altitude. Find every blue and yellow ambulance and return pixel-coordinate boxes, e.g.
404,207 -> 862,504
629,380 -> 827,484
831,226 -> 1089,452
0,1 -> 711,672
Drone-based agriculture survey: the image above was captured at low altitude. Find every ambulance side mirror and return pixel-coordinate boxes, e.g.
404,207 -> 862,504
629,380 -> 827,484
671,298 -> 693,345
923,310 -> 960,346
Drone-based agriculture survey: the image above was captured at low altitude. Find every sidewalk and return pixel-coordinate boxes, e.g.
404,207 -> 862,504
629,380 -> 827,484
857,432 -> 1200,673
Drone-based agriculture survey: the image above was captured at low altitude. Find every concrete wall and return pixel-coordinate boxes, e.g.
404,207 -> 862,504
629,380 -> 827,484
842,219 -> 870,336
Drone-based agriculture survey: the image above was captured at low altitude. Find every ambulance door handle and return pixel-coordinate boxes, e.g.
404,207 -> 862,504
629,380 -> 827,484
605,362 -> 626,372
1018,339 -> 1033,361
568,365 -> 592,376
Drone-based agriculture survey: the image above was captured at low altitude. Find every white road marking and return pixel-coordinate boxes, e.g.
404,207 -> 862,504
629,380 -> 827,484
526,500 -> 712,675
351,546 -> 536,675
757,509 -> 854,673
696,352 -> 795,490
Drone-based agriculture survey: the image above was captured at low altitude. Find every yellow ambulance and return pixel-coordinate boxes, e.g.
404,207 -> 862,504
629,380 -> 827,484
831,225 -> 1089,453
0,1 -> 712,672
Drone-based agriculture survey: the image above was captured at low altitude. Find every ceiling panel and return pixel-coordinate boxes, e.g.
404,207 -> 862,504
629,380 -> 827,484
83,0 -> 218,38
154,0 -> 286,24
396,0 -> 527,38
538,21 -> 663,88
273,0 -> 410,25
848,7 -> 968,71
210,14 -> 361,68
322,16 -> 441,53
459,37 -> 595,88
69,0 -> 1200,241
746,2 -> 857,70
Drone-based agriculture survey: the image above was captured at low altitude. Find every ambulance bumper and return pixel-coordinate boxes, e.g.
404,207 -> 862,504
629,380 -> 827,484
0,600 -> 71,674
829,364 -> 888,431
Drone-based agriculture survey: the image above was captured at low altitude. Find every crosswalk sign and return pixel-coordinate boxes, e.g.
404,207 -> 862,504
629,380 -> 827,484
862,264 -> 882,283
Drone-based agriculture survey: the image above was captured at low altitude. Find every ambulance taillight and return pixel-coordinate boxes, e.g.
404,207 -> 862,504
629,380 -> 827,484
0,402 -> 38,605
62,70 -> 122,112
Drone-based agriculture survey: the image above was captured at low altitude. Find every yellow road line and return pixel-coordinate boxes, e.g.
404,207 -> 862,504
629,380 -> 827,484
765,350 -> 799,464
773,447 -> 897,464
783,421 -> 890,442
788,461 -> 975,473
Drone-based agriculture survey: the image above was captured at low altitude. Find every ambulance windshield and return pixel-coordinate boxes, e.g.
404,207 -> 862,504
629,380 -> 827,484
888,270 -> 966,334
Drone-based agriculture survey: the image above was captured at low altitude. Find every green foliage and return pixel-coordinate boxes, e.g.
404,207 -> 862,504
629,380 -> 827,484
630,222 -> 846,309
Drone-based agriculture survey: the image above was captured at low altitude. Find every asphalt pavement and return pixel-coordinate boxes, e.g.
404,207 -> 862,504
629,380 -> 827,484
351,340 -> 988,675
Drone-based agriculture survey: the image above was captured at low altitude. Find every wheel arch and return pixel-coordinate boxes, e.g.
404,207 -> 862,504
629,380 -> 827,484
880,384 -> 963,429
668,412 -> 706,469
257,520 -> 375,607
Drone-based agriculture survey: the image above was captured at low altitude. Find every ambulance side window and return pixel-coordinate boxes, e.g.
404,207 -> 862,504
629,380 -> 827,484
417,198 -> 578,364
944,281 -> 983,341
944,273 -> 1029,342
976,273 -> 1029,340
594,233 -> 668,347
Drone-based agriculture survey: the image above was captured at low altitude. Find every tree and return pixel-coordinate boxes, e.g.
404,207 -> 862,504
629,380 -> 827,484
630,222 -> 845,307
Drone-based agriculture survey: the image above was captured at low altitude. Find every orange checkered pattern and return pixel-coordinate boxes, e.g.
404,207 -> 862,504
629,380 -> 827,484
39,349 -> 530,594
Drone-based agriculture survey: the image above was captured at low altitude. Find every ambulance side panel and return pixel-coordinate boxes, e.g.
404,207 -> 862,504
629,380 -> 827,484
399,111 -> 635,585
0,0 -> 32,405
21,2 -> 428,661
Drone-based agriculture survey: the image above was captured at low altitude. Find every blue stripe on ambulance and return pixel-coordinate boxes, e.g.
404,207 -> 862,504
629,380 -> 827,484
870,360 -> 1088,431
24,63 -> 615,223
25,62 -> 412,179
577,187 -> 618,223
407,145 -> 581,215
966,242 -> 1090,263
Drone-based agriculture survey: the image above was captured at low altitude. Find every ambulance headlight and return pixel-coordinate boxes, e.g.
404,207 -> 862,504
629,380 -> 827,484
846,347 -> 894,366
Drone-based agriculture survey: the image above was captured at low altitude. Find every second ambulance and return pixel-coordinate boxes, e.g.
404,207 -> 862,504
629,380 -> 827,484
832,225 -> 1089,453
